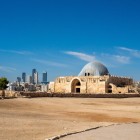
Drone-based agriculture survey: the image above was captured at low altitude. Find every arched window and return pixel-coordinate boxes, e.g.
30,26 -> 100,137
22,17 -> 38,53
77,82 -> 81,86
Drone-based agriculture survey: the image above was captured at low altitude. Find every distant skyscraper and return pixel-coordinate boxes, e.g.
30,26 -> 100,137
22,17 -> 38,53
17,77 -> 21,83
32,69 -> 36,84
27,75 -> 32,84
22,72 -> 26,82
42,72 -> 47,83
34,72 -> 39,84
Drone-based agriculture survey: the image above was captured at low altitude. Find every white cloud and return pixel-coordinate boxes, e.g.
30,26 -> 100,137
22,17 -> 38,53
113,55 -> 130,64
64,51 -> 96,62
0,66 -> 16,72
64,51 -> 130,66
31,58 -> 67,67
118,47 -> 140,58
0,49 -> 33,55
101,53 -> 130,64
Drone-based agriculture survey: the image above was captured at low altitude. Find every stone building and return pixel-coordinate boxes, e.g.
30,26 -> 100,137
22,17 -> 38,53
50,61 -> 133,94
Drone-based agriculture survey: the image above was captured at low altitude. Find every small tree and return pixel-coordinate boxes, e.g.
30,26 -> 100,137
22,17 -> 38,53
0,77 -> 9,90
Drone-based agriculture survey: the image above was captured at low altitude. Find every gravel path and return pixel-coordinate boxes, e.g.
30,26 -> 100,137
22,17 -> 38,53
60,123 -> 140,140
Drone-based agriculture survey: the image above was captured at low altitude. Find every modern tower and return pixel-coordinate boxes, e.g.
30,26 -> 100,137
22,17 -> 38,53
22,72 -> 26,82
32,69 -> 36,84
17,77 -> 21,83
27,75 -> 32,84
42,72 -> 47,84
34,72 -> 39,84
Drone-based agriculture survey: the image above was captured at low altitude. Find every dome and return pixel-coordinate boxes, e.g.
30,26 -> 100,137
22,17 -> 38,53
78,61 -> 109,76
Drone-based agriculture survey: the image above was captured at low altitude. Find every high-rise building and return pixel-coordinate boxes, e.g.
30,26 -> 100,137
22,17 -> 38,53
32,69 -> 36,84
42,72 -> 47,83
22,72 -> 26,82
34,72 -> 39,84
17,77 -> 21,83
27,75 -> 32,84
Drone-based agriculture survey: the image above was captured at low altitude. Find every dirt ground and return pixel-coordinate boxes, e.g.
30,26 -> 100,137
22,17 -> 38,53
0,97 -> 140,140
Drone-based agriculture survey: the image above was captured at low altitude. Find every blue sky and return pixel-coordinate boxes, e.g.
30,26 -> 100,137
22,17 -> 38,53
0,0 -> 140,82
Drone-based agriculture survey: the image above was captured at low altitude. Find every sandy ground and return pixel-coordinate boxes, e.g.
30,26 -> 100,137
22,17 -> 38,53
0,97 -> 140,140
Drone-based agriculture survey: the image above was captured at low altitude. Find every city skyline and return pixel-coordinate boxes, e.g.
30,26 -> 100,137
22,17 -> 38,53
0,0 -> 140,82
16,69 -> 47,84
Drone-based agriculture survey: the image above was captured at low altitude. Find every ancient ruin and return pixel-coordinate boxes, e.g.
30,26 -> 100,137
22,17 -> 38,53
49,61 -> 134,94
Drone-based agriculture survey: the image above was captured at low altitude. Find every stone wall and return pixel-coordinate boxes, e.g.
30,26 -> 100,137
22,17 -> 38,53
51,75 -> 134,94
48,82 -> 55,93
86,81 -> 106,93
54,82 -> 70,93
109,84 -> 129,93
108,76 -> 133,86
0,90 -> 18,99
53,76 -> 108,94
20,92 -> 140,98
54,77 -> 72,93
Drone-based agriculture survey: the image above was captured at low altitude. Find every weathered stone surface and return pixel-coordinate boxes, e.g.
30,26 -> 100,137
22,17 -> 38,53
50,75 -> 133,94
0,90 -> 18,99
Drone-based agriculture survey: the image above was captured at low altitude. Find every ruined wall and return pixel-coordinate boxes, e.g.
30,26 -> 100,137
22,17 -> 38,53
108,76 -> 133,86
108,84 -> 129,93
85,76 -> 107,93
107,76 -> 133,93
0,90 -> 18,98
54,77 -> 73,93
53,76 -> 109,94
54,76 -> 88,93
48,82 -> 55,93
51,75 -> 134,94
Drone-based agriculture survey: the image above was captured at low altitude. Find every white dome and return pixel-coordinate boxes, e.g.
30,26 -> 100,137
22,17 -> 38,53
78,61 -> 109,76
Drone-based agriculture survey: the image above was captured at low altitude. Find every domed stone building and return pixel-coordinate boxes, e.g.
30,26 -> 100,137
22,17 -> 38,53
78,61 -> 109,76
50,61 -> 133,94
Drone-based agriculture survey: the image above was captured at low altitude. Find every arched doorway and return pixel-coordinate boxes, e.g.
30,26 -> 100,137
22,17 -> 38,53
71,79 -> 81,93
108,85 -> 112,93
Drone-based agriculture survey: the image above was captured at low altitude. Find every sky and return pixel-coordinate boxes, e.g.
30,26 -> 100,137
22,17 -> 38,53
0,0 -> 140,82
